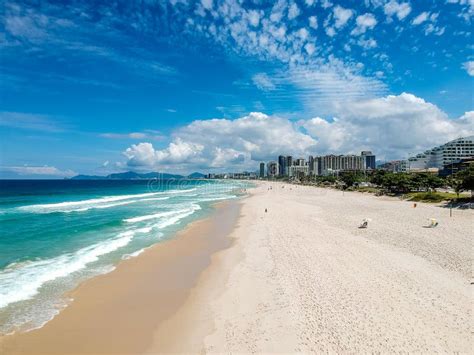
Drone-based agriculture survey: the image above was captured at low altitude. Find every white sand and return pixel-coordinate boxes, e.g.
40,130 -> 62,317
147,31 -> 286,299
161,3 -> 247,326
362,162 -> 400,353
149,181 -> 472,353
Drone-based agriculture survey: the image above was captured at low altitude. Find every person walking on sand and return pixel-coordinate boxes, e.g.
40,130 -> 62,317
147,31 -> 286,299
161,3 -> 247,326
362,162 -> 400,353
265,208 -> 267,213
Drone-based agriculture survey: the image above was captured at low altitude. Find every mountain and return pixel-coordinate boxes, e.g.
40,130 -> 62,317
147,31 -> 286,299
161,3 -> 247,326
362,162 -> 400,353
187,172 -> 206,179
71,171 -> 185,180
71,174 -> 108,180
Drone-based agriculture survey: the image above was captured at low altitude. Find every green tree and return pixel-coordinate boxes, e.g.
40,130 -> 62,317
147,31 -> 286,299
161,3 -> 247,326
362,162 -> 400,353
424,174 -> 444,192
339,171 -> 358,188
458,164 -> 474,192
369,170 -> 386,186
447,175 -> 464,198
381,173 -> 411,193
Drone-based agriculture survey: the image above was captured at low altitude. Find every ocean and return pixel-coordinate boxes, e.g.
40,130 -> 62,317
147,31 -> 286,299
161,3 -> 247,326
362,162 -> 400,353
0,178 -> 249,334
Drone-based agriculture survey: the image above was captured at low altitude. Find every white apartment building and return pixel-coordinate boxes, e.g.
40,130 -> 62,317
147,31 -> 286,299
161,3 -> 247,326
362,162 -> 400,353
319,154 -> 365,176
407,136 -> 474,171
288,165 -> 309,178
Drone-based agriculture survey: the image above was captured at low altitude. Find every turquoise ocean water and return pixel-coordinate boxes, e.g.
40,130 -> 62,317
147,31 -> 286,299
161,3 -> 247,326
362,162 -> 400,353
0,178 -> 249,334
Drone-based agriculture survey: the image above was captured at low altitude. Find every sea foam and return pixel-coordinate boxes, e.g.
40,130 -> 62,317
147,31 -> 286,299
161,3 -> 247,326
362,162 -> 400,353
0,227 -> 150,309
15,189 -> 199,214
124,204 -> 201,223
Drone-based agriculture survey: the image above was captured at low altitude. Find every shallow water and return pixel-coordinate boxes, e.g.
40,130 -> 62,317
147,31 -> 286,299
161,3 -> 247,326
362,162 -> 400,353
0,178 -> 250,334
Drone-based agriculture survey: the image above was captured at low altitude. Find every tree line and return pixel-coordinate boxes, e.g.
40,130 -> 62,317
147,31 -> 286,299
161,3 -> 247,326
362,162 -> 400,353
300,164 -> 474,196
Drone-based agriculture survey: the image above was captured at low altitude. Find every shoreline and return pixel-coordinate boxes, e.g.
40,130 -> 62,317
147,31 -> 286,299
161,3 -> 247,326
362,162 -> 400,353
0,199 -> 243,354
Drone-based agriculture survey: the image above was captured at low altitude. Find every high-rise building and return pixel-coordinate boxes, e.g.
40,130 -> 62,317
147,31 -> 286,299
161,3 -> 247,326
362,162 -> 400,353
317,154 -> 365,176
295,158 -> 305,166
278,155 -> 287,176
407,136 -> 474,171
267,161 -> 279,177
288,165 -> 309,179
379,160 -> 407,173
308,155 -> 314,174
361,151 -> 376,170
259,162 -> 265,178
286,156 -> 293,175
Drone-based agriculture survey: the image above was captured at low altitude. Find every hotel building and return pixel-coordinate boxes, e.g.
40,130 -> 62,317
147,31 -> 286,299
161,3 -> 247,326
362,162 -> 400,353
407,136 -> 474,171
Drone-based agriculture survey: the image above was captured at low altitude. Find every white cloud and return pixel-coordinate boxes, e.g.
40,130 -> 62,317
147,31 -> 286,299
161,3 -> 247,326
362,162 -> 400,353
201,0 -> 213,11
333,6 -> 354,28
358,38 -> 378,49
462,61 -> 474,76
305,0 -> 316,6
445,0 -> 474,21
101,132 -> 147,139
424,23 -> 445,36
384,1 -> 412,20
412,11 -> 429,25
178,0 -> 389,111
281,59 -> 387,111
124,138 -> 205,168
122,112 -> 317,171
247,10 -> 261,27
301,93 -> 474,159
288,2 -> 300,20
351,13 -> 377,35
2,165 -> 76,177
305,43 -> 316,55
308,16 -> 318,29
325,26 -> 336,37
0,111 -> 66,132
100,131 -> 165,140
252,73 -> 276,91
409,11 -> 445,35
321,0 -> 333,9
122,94 -> 473,171
297,27 -> 309,40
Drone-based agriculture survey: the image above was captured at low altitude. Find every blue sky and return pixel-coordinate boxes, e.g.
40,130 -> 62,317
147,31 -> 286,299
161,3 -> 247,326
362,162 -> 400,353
1,0 -> 473,177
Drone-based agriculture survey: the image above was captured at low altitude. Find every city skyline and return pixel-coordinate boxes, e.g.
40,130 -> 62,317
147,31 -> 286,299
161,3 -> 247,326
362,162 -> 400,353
257,135 -> 473,178
1,0 -> 473,178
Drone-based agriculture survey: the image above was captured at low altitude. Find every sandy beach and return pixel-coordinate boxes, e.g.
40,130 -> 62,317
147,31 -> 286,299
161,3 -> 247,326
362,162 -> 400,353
1,181 -> 472,353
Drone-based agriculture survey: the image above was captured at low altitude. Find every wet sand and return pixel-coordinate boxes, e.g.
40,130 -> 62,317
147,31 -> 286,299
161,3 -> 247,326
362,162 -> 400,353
0,201 -> 241,354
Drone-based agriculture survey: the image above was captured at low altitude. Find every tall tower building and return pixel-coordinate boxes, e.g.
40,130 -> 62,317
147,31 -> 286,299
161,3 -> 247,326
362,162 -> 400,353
286,156 -> 293,175
259,162 -> 265,178
278,155 -> 287,176
308,155 -> 314,174
361,151 -> 376,170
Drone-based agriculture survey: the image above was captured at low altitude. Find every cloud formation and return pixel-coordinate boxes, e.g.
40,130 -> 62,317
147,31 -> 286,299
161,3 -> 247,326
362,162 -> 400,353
383,1 -> 412,20
302,93 -> 474,158
100,131 -> 165,141
1,165 -> 76,177
0,111 -> 67,132
351,13 -> 377,35
122,94 -> 473,172
462,61 -> 474,76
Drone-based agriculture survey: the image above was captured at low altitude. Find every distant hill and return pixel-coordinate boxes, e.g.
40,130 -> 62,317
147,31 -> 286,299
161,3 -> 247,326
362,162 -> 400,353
71,171 -> 185,180
187,172 -> 206,179
71,174 -> 108,180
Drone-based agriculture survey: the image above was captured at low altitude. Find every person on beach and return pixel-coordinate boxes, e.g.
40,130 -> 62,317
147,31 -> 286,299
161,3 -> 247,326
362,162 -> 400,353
359,218 -> 371,228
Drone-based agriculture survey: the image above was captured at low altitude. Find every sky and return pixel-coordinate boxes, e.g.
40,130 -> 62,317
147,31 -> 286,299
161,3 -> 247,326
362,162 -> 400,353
0,0 -> 473,178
